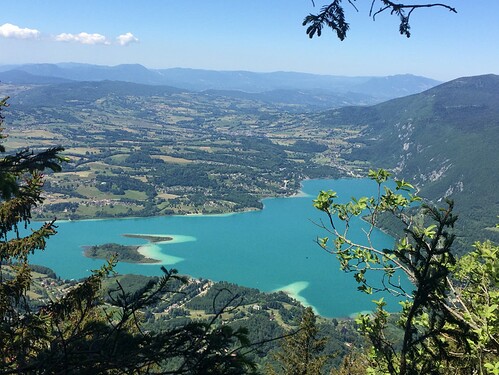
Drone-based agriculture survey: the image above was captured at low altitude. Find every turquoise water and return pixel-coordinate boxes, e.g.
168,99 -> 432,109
30,178 -> 396,317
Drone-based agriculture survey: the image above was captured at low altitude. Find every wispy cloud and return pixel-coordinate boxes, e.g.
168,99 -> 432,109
55,32 -> 110,45
0,23 -> 40,39
116,32 -> 139,46
1,23 -> 137,47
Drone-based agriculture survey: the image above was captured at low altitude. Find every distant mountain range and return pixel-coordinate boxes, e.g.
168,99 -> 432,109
318,74 -> 499,249
0,63 -> 440,109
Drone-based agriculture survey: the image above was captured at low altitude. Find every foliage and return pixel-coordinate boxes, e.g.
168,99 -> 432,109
313,169 -> 499,374
266,307 -> 330,375
0,98 -> 256,374
303,1 -> 457,40
0,96 -> 66,371
330,349 -> 373,375
451,240 -> 499,374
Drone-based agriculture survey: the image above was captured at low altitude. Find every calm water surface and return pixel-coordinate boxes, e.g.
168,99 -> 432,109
31,178 -> 395,317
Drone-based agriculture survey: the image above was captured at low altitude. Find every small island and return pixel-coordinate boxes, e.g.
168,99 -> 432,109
84,234 -> 174,264
83,243 -> 160,263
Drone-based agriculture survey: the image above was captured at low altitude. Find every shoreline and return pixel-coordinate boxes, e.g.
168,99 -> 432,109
34,174 -> 353,223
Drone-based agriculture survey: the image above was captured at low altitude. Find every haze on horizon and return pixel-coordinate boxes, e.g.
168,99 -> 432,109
1,1 -> 498,82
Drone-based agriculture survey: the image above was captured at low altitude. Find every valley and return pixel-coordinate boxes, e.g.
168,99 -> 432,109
1,80 -> 366,220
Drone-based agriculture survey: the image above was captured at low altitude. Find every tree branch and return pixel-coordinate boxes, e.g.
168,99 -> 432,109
305,1 -> 457,39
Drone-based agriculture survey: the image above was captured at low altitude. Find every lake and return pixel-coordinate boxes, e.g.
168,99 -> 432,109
30,178 -> 396,317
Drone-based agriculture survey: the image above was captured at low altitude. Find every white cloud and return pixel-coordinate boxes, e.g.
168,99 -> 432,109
0,23 -> 40,39
55,32 -> 110,45
116,32 -> 139,46
0,24 -> 137,47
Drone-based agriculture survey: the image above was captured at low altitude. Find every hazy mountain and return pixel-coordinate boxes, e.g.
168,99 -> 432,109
8,80 -> 184,108
154,68 -> 367,92
5,80 -> 363,112
201,88 -> 376,110
318,74 -> 499,248
0,63 -> 161,85
351,74 -> 441,100
155,68 -> 439,99
0,70 -> 73,85
0,63 -> 440,103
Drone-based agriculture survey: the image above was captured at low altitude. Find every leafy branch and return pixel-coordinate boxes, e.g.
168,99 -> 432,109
313,169 -> 497,374
313,168 -> 420,297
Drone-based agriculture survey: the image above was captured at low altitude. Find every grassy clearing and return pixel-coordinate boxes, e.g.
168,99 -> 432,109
123,190 -> 148,200
25,129 -> 64,139
65,147 -> 101,155
26,290 -> 43,299
157,192 -> 179,200
56,171 -> 93,178
132,175 -> 149,183
43,196 -> 82,204
151,155 -> 192,164
197,146 -> 213,152
76,186 -> 115,199
187,309 -> 211,320
165,115 -> 194,123
3,138 -> 31,149
75,203 -> 143,217
108,154 -> 129,163
80,161 -> 111,171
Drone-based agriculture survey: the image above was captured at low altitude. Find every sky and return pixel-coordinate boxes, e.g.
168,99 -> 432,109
0,1 -> 498,81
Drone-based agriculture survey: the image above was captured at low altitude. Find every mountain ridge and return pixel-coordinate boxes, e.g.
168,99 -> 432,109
0,62 -> 440,101
318,74 -> 499,249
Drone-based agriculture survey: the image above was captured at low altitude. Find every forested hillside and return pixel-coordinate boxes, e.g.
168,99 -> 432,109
317,74 -> 499,249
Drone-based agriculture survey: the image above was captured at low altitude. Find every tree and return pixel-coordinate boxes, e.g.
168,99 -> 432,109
313,169 -> 498,374
329,350 -> 372,375
451,240 -> 499,375
0,96 -> 65,371
266,307 -> 329,375
0,97 -> 256,374
303,1 -> 457,40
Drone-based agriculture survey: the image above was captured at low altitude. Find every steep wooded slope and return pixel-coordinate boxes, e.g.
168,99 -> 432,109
319,74 -> 499,248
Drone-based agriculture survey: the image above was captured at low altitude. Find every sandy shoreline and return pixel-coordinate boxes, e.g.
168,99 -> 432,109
126,233 -> 196,265
273,281 -> 319,314
122,233 -> 173,243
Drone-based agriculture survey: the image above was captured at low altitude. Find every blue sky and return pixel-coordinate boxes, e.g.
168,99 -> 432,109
0,1 -> 497,81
